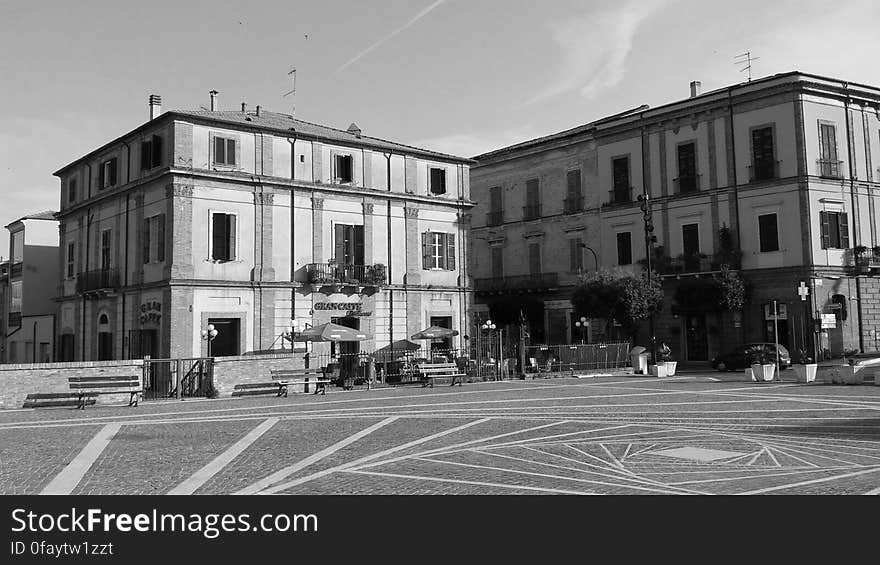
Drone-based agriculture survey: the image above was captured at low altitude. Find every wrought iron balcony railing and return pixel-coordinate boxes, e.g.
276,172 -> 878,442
306,263 -> 387,286
748,160 -> 780,182
474,273 -> 559,293
522,204 -> 542,221
76,269 -> 120,293
486,211 -> 504,226
607,187 -> 633,205
674,175 -> 699,194
10,262 -> 22,279
817,159 -> 843,179
641,253 -> 741,275
563,196 -> 585,214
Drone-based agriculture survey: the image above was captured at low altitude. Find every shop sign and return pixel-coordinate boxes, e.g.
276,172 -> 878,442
821,314 -> 836,329
314,302 -> 372,317
140,301 -> 162,325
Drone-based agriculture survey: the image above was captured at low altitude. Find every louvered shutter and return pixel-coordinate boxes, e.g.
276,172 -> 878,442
157,214 -> 165,262
227,214 -> 236,260
143,218 -> 151,264
333,224 -> 345,264
817,121 -> 825,162
354,225 -> 365,265
109,158 -> 118,186
446,233 -> 455,271
229,138 -> 237,166
819,211 -> 830,249
839,213 -> 850,248
422,232 -> 431,270
210,133 -> 217,166
152,135 -> 163,167
212,213 -> 226,260
98,162 -> 105,189
141,141 -> 151,171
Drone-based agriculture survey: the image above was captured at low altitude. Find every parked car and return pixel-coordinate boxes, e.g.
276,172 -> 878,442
711,343 -> 791,371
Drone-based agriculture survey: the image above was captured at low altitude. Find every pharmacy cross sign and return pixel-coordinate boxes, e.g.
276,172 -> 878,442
798,282 -> 810,301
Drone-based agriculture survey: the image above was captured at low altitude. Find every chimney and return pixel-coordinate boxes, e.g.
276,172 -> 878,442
209,90 -> 219,111
148,94 -> 162,120
690,81 -> 702,98
347,122 -> 362,137
256,105 -> 262,117
241,102 -> 247,112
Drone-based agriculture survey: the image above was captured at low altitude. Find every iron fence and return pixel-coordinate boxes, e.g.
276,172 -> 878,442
524,342 -> 631,375
142,356 -> 214,400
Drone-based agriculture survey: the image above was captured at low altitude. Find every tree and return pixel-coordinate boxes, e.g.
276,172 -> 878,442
716,266 -> 748,311
571,268 -> 664,339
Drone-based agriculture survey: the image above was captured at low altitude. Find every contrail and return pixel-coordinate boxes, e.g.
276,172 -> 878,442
335,0 -> 446,73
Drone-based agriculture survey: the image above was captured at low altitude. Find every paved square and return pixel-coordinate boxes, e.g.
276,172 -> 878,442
1,375 -> 879,495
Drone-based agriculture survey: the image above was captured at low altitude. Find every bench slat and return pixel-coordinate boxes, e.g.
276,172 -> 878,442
68,376 -> 141,382
69,382 -> 140,390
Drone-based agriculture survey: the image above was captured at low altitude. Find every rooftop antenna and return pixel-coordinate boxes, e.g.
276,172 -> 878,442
735,51 -> 760,82
283,67 -> 297,116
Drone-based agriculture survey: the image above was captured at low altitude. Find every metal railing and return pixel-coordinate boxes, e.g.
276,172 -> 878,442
563,195 -> 584,214
748,160 -> 780,182
524,342 -> 631,375
674,175 -> 699,193
473,273 -> 559,293
608,187 -> 633,204
486,211 -> 504,226
142,356 -> 214,400
76,269 -> 120,293
817,159 -> 843,179
10,262 -> 22,279
522,204 -> 541,221
305,263 -> 386,286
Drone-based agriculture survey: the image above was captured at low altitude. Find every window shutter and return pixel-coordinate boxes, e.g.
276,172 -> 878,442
141,141 -> 151,171
446,233 -> 455,271
157,214 -> 165,262
143,218 -> 151,264
354,225 -> 365,265
422,232 -> 430,270
819,211 -> 830,249
109,158 -> 118,185
212,213 -> 226,260
210,133 -> 217,165
152,135 -> 163,167
839,212 -> 850,248
334,224 -> 345,263
228,139 -> 237,166
98,163 -> 105,189
817,121 -> 825,161
227,214 -> 236,260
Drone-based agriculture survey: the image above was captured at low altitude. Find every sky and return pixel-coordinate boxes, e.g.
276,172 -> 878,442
2,0 -> 880,254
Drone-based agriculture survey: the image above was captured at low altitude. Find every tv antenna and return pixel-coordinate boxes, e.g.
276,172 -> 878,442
283,67 -> 297,116
735,52 -> 760,82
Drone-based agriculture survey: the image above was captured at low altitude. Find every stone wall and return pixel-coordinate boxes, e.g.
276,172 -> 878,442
211,352 -> 306,397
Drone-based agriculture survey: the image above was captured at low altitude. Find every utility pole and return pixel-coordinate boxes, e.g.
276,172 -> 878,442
637,191 -> 658,363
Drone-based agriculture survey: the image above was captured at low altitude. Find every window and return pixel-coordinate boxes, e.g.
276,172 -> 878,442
213,136 -> 237,166
99,158 -> 118,189
422,232 -> 456,270
565,170 -> 583,212
66,242 -> 75,278
39,342 -> 51,363
487,186 -> 504,226
612,157 -> 630,202
758,214 -> 780,252
751,126 -> 776,181
140,135 -> 163,170
335,224 -> 365,265
68,178 -> 77,203
143,214 -> 166,263
11,231 -> 23,262
682,223 -> 700,256
100,229 -> 112,270
528,242 -> 541,275
211,213 -> 237,261
818,122 -> 841,178
59,334 -> 75,362
616,232 -> 632,265
820,211 -> 849,249
491,247 -> 503,278
569,237 -> 584,272
677,143 -> 697,192
524,179 -> 541,220
429,167 -> 447,195
334,154 -> 353,183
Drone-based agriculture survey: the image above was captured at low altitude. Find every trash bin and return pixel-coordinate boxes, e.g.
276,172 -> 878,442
629,346 -> 648,375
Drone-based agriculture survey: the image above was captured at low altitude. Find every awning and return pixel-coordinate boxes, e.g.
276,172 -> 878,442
371,339 -> 422,363
410,326 -> 460,340
294,322 -> 369,342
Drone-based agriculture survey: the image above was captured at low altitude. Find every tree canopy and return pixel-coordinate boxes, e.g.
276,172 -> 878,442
571,269 -> 664,335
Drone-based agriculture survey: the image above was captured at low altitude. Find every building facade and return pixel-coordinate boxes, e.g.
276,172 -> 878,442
4,212 -> 59,363
471,72 -> 880,362
54,95 -> 473,361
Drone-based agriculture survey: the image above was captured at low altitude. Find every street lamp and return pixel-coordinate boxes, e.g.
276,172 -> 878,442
575,316 -> 589,344
638,192 -> 658,364
200,324 -> 219,357
578,243 -> 598,272
481,319 -> 502,380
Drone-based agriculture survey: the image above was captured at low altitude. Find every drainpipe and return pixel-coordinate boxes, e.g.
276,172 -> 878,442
252,174 -> 264,351
82,210 -> 92,360
843,84 -> 865,353
287,136 -> 298,330
384,153 -> 394,365
122,193 -> 130,358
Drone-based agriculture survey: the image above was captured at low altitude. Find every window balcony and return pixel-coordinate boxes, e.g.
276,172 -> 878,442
76,269 -> 120,294
607,187 -> 633,205
673,175 -> 700,194
9,262 -> 22,279
817,159 -> 844,179
305,263 -> 387,287
642,253 -> 741,276
852,246 -> 880,274
486,211 -> 504,227
748,160 -> 780,182
474,273 -> 559,294
563,196 -> 584,214
7,312 -> 21,328
522,204 -> 542,221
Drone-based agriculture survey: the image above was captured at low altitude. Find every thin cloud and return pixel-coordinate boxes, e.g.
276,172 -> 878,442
335,0 -> 446,73
527,1 -> 666,104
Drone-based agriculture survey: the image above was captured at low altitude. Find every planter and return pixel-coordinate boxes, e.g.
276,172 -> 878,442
793,363 -> 818,383
750,363 -> 775,382
665,361 -> 677,376
650,363 -> 669,377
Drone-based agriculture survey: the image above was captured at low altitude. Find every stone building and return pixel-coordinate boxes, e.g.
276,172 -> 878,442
471,72 -> 880,362
53,94 -> 473,361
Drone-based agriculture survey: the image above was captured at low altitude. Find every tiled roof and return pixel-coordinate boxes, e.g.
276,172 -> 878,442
171,109 -> 473,163
20,210 -> 58,221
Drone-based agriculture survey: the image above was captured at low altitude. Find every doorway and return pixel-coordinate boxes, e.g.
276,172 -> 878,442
207,318 -> 240,357
765,320 -> 790,350
685,314 -> 709,361
429,316 -> 453,357
331,316 -> 361,380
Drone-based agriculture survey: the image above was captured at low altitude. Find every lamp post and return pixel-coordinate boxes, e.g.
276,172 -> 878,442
200,324 -> 219,357
575,316 -> 588,344
481,319 -> 499,380
578,243 -> 598,272
637,192 -> 657,364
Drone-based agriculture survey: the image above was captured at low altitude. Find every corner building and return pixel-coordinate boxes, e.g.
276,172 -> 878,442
54,97 -> 473,361
471,73 -> 880,361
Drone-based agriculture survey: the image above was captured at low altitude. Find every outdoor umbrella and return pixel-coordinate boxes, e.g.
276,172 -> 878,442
294,322 -> 369,342
410,326 -> 460,340
371,339 -> 422,363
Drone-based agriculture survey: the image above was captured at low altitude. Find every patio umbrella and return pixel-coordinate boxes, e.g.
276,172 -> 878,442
294,322 -> 369,342
410,326 -> 459,340
371,339 -> 422,363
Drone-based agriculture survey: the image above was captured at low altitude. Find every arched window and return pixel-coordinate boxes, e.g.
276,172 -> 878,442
99,314 -> 109,325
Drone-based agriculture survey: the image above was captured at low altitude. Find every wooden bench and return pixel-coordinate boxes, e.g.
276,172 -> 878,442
271,368 -> 331,397
416,362 -> 466,388
67,375 -> 142,410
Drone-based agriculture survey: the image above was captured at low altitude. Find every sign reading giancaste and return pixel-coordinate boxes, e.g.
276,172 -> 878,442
314,302 -> 371,317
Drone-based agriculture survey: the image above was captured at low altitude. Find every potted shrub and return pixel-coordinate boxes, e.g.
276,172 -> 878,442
792,349 -> 818,383
854,245 -> 870,274
747,346 -> 776,382
658,341 -> 676,376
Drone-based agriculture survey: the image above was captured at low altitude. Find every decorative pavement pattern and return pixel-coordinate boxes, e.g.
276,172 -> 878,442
1,376 -> 880,495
